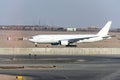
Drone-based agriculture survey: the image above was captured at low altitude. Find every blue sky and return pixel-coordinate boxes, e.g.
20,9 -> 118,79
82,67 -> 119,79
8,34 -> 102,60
0,0 -> 120,28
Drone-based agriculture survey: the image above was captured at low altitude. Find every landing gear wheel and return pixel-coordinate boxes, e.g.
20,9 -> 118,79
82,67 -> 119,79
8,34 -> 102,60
66,45 -> 77,47
35,43 -> 38,47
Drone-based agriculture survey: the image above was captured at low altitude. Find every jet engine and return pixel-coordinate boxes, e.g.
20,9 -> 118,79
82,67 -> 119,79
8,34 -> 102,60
51,42 -> 59,45
59,40 -> 69,45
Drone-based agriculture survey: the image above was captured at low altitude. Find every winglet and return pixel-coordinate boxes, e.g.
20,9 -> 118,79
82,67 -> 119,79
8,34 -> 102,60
97,21 -> 112,36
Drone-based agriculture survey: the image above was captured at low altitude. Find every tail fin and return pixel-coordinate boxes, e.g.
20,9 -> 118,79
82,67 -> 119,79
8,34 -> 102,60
97,21 -> 112,36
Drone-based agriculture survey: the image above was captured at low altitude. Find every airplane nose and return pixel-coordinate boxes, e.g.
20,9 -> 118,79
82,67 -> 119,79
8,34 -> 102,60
29,37 -> 34,42
29,38 -> 32,41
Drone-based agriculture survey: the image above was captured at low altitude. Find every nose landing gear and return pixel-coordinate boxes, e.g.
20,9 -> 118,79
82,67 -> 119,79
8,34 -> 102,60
35,43 -> 38,47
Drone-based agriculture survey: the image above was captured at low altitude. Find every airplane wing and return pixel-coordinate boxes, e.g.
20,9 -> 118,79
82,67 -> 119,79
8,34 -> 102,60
58,36 -> 98,46
68,36 -> 98,43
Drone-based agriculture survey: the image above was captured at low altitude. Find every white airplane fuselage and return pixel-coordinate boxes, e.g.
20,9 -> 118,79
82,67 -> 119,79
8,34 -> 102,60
29,34 -> 109,44
29,34 -> 95,43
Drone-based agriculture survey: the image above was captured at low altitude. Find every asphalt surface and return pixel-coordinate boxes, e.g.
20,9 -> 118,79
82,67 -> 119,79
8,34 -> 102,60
0,55 -> 120,80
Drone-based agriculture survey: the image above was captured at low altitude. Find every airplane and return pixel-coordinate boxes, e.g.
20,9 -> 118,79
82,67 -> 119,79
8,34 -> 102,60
29,21 -> 112,47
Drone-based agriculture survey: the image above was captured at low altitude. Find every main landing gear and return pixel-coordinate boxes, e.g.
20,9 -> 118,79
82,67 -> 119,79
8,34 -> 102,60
65,45 -> 77,47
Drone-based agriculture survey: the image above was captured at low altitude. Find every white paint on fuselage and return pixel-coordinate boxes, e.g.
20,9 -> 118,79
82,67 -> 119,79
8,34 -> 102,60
29,34 -> 101,43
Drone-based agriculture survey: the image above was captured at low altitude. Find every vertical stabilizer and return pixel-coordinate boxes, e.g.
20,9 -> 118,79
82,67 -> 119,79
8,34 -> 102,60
97,21 -> 112,36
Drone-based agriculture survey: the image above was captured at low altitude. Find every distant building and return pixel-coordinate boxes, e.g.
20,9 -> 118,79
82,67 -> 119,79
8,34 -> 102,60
67,28 -> 76,32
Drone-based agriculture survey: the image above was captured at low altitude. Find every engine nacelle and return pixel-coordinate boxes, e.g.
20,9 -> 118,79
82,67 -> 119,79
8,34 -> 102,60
60,40 -> 69,45
51,42 -> 59,45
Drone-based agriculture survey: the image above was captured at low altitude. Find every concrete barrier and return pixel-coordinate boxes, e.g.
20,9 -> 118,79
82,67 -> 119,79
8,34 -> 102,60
0,48 -> 120,56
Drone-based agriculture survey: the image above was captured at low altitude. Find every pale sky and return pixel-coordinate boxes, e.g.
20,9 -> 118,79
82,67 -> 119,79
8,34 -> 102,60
0,0 -> 120,28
